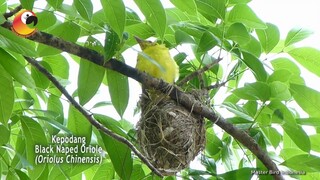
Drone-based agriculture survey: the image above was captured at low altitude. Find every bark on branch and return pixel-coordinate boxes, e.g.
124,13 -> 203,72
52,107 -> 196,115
1,17 -> 284,180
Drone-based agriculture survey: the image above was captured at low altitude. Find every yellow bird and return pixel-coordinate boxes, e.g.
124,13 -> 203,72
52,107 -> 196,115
135,37 -> 179,84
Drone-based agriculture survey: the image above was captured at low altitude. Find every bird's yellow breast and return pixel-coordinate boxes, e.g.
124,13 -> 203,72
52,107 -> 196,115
136,44 -> 179,84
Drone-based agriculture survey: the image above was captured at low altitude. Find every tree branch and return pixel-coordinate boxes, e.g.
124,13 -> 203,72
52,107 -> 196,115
3,5 -> 22,19
23,56 -> 163,177
1,18 -> 284,179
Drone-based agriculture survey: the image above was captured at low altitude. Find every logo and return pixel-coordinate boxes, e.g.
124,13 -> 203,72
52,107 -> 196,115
11,10 -> 38,37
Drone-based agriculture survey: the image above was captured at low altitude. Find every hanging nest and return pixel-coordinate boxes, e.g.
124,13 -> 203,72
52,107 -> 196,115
137,90 -> 206,176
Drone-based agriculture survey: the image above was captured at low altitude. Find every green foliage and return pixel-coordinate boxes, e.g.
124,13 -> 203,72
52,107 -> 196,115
74,0 -> 93,22
19,0 -> 34,10
0,65 -> 13,124
134,0 -> 167,40
95,114 -> 133,180
1,0 -> 320,179
78,36 -> 105,105
100,0 -> 126,39
107,68 -> 129,118
285,28 -> 313,47
0,28 -> 37,57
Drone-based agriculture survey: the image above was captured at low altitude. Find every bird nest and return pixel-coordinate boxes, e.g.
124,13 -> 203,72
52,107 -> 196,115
137,91 -> 206,176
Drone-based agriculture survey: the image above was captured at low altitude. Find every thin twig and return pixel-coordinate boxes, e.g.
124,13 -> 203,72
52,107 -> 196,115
177,58 -> 222,86
204,80 -> 228,90
23,56 -> 163,177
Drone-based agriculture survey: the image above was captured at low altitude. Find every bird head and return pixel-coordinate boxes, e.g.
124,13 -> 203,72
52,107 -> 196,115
12,9 -> 38,37
134,36 -> 158,50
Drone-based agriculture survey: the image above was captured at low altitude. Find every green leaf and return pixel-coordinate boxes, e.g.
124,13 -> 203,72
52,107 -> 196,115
0,15 -> 5,24
35,10 -> 57,30
241,52 -> 268,81
78,37 -> 105,105
222,102 -> 253,121
310,134 -> 320,152
269,101 -> 311,152
125,23 -> 154,46
107,69 -> 129,118
78,58 -> 105,105
74,0 -> 93,21
92,162 -> 115,179
95,115 -> 133,180
104,28 -> 120,60
269,81 -> 291,101
31,61 -> 51,89
297,118 -> 320,127
46,95 -> 65,134
15,169 -> 31,180
13,87 -> 34,111
233,82 -> 270,101
175,30 -> 195,45
261,127 -> 281,148
67,105 -> 92,142
20,116 -> 47,178
285,28 -> 313,47
49,164 -> 94,179
166,8 -> 210,25
196,31 -> 219,54
205,127 -> 223,156
280,148 -> 306,160
240,35 -> 262,57
170,0 -> 197,15
0,0 -> 6,13
174,52 -> 187,65
228,0 -> 251,5
47,0 -> 63,9
0,124 -> 10,145
0,49 -> 35,88
57,4 -> 78,17
202,156 -> 216,174
282,154 -> 320,172
256,23 -> 280,53
126,8 -> 142,25
19,0 -> 34,10
271,58 -> 300,75
0,27 -> 37,57
288,47 -> 320,77
228,4 -> 266,29
131,164 -> 146,180
0,65 -> 13,125
290,84 -> 320,117
226,23 -> 250,45
101,0 -> 126,39
195,0 -> 226,20
134,0 -> 166,40
176,22 -> 207,39
218,168 -> 254,179
37,22 -> 80,56
43,54 -> 69,80
243,101 -> 257,117
92,101 -> 112,109
268,69 -> 292,84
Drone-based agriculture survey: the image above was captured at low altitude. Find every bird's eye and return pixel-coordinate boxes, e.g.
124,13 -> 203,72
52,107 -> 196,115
21,12 -> 33,24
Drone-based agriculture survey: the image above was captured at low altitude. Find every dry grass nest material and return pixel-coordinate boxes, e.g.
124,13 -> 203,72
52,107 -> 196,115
137,90 -> 206,175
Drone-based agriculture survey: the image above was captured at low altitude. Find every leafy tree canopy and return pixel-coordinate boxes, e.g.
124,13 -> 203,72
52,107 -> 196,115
0,0 -> 320,179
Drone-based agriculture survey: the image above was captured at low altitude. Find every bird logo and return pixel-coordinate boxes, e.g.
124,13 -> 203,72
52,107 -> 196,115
12,9 -> 38,37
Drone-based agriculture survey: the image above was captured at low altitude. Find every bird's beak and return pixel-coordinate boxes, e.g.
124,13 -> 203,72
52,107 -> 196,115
26,15 -> 38,26
134,36 -> 144,44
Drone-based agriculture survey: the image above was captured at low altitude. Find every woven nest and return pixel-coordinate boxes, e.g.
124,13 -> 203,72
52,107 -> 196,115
137,91 -> 206,175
